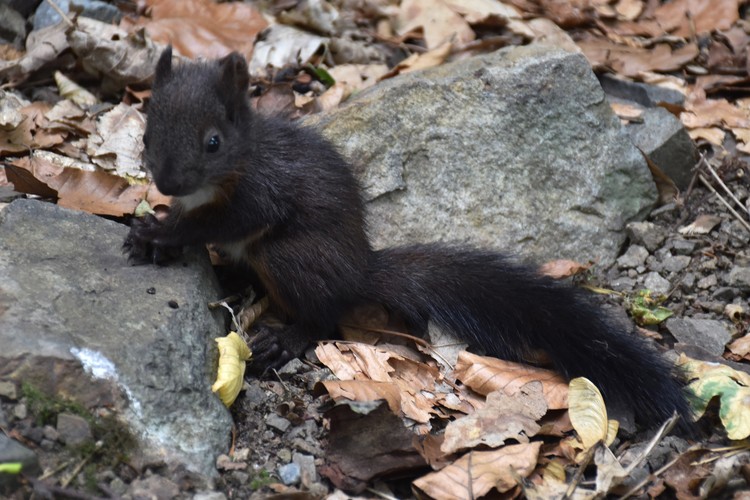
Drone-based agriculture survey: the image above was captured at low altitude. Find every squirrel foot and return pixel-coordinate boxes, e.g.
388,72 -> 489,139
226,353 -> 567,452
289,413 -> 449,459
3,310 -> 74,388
247,321 -> 311,375
123,214 -> 182,265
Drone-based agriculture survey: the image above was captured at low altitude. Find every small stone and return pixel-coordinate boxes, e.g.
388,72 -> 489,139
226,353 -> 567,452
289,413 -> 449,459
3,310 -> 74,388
193,492 -> 228,500
12,403 -> 27,420
278,462 -> 301,485
712,287 -> 737,301
680,273 -> 696,291
265,413 -> 291,433
626,221 -> 667,252
610,276 -> 636,292
127,475 -> 180,500
293,452 -> 318,486
56,413 -> 93,446
277,448 -> 292,462
727,267 -> 750,291
665,318 -> 732,356
277,358 -> 307,376
663,255 -> 691,273
0,433 -> 41,477
617,245 -> 649,269
643,272 -> 670,294
671,238 -> 698,255
0,381 -> 18,400
42,425 -> 60,442
109,477 -> 128,496
697,275 -> 718,289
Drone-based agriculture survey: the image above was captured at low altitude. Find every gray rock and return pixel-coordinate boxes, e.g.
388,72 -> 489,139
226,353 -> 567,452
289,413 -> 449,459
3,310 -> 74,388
266,413 -> 292,433
697,274 -> 718,289
0,199 -> 231,475
0,433 -> 40,491
0,3 -> 25,47
0,381 -> 17,400
672,238 -> 698,255
277,358 -> 307,376
728,267 -> 750,291
278,462 -> 301,485
617,245 -> 649,269
666,318 -> 732,356
33,0 -> 123,31
308,44 -> 656,267
609,276 -> 636,292
194,492 -> 228,500
598,74 -> 685,107
662,255 -> 691,273
624,107 -> 697,189
12,403 -> 26,420
293,452 -> 318,485
626,221 -> 666,252
643,272 -> 670,294
711,287 -> 737,301
680,272 -> 696,291
56,412 -> 93,446
42,425 -> 59,442
127,475 -> 180,500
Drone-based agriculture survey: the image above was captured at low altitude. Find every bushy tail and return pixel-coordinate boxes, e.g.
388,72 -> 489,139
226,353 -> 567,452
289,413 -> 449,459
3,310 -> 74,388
368,243 -> 691,429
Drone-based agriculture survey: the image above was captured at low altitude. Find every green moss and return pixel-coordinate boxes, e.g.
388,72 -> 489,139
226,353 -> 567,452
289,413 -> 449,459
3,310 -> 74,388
250,470 -> 274,490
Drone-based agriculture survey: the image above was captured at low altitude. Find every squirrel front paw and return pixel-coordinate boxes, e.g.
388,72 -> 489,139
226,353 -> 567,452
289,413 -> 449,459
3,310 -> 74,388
247,321 -> 313,375
123,215 -> 182,265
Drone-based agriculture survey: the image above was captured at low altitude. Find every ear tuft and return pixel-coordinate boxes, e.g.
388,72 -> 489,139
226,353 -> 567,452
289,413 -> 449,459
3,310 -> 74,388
153,46 -> 173,88
218,52 -> 250,95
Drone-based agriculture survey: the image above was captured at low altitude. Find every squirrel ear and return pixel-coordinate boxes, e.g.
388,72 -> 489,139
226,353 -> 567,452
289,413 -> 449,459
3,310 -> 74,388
218,52 -> 250,95
153,46 -> 173,88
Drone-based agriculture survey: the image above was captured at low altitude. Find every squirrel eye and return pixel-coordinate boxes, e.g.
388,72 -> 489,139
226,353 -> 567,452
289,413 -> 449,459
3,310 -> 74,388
206,134 -> 221,153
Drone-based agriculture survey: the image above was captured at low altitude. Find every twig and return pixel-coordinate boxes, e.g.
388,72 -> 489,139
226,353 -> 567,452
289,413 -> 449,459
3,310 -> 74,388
699,154 -> 750,218
698,174 -> 750,233
563,444 -> 596,499
45,0 -> 75,27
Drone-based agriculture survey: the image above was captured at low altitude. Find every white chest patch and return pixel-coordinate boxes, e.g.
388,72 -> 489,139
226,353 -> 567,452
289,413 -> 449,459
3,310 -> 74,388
176,185 -> 219,212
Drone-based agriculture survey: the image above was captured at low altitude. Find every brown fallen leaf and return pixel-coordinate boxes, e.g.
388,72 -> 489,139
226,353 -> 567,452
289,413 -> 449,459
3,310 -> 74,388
678,214 -> 722,235
578,38 -> 698,77
413,442 -> 542,498
654,0 -> 739,37
379,41 -> 452,80
454,351 -> 568,410
86,103 -> 147,179
396,0 -> 474,50
441,384 -> 546,454
539,259 -> 592,279
133,0 -> 268,60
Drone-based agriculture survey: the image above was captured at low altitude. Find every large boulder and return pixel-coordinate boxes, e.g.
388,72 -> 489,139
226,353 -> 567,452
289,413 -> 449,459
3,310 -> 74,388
309,43 -> 657,266
0,199 -> 230,475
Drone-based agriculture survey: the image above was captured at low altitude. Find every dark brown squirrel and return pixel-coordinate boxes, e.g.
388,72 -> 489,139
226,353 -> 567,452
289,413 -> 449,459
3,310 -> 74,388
124,47 -> 692,430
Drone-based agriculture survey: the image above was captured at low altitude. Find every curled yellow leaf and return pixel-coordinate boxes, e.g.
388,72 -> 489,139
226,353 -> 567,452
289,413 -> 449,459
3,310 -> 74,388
212,332 -> 252,407
568,377 -> 608,449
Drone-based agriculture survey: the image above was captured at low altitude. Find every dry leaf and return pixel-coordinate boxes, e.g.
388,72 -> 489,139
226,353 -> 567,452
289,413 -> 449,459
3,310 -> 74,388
380,41 -> 452,80
397,0 -> 475,50
413,442 -> 541,498
678,214 -> 722,235
568,377 -> 609,449
441,384 -> 546,454
249,25 -> 327,76
86,103 -> 147,179
687,127 -> 725,146
539,259 -> 592,279
454,351 -> 568,410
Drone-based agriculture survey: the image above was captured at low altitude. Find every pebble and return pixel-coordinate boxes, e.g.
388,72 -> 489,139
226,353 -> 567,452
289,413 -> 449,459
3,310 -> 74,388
662,255 -> 691,273
56,413 -> 93,446
665,318 -> 732,356
13,403 -> 27,420
193,492 -> 228,500
626,221 -> 666,252
617,245 -> 649,269
278,462 -> 301,485
643,272 -> 670,294
697,275 -> 718,289
127,475 -> 180,500
671,238 -> 698,255
727,267 -> 750,291
0,381 -> 18,400
265,413 -> 291,433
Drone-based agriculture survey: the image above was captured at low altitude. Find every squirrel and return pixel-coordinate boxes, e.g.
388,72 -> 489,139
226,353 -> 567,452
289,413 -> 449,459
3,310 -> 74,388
124,46 -> 692,430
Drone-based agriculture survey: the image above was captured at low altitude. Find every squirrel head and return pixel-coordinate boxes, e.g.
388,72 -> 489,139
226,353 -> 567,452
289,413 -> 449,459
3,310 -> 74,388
142,46 -> 252,198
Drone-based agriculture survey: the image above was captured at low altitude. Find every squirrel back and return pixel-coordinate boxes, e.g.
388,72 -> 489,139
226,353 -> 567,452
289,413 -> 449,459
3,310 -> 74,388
126,48 -> 692,430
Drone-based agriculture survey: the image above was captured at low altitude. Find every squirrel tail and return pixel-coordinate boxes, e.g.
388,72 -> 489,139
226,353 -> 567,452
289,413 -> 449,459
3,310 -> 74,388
368,243 -> 692,429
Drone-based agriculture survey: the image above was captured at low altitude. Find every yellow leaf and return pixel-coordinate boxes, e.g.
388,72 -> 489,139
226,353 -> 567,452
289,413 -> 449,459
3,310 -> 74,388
568,377 -> 608,449
212,332 -> 252,407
